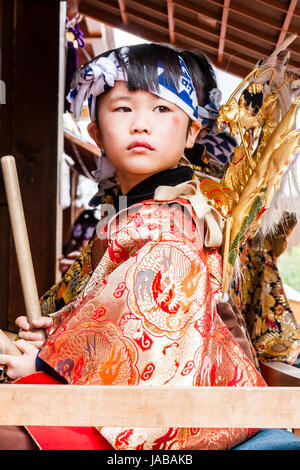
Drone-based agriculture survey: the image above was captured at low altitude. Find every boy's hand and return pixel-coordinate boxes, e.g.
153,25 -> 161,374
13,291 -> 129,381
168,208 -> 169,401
16,316 -> 53,348
0,340 -> 38,380
59,250 -> 81,274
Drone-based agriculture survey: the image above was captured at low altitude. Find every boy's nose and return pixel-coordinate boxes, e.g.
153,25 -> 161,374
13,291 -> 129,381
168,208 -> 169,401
130,115 -> 152,134
131,126 -> 151,134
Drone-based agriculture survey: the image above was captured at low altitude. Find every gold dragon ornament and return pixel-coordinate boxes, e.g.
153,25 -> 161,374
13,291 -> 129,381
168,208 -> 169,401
200,35 -> 300,296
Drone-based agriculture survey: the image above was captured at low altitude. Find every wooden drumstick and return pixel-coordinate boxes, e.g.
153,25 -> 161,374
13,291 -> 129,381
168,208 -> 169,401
1,155 -> 45,347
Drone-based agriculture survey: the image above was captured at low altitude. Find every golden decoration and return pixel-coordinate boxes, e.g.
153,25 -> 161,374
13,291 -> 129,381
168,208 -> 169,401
199,179 -> 238,217
216,36 -> 300,295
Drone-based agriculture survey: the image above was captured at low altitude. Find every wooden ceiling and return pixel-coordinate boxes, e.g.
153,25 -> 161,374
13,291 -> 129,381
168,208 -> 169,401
75,0 -> 300,78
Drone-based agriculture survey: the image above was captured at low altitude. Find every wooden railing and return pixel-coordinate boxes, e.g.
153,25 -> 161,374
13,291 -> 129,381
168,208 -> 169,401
0,363 -> 299,431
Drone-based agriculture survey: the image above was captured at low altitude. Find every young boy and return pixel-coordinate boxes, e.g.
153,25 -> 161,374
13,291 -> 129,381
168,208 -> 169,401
1,43 -> 299,450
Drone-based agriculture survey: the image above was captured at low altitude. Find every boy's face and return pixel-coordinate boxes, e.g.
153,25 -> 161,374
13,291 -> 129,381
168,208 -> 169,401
88,81 -> 201,193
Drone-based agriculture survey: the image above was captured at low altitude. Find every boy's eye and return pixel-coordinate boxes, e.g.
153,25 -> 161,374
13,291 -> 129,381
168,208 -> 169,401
154,105 -> 170,113
115,106 -> 131,112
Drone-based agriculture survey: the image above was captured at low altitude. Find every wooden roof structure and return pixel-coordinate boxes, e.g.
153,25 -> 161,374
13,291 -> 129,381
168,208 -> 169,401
75,0 -> 300,78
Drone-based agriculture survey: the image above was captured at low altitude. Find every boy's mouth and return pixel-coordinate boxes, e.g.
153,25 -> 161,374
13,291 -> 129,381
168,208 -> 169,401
127,141 -> 155,151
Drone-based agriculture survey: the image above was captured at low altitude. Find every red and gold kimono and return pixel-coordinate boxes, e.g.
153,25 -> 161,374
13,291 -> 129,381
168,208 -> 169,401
28,187 -> 266,450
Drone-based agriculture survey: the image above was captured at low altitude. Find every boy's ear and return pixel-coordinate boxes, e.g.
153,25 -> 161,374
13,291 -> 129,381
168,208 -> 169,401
185,121 -> 202,148
87,122 -> 103,149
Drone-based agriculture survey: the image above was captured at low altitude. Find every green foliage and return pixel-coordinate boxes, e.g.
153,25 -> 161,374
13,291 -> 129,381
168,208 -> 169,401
278,244 -> 300,292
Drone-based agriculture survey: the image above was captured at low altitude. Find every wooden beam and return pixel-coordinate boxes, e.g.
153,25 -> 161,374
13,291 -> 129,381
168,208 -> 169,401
174,10 -> 219,40
130,0 -> 166,18
81,0 -> 168,33
79,2 -> 169,44
218,0 -> 230,64
276,0 -> 298,47
84,16 -> 103,37
175,26 -> 256,67
255,0 -> 300,17
67,0 -> 80,18
174,0 -> 221,23
226,32 -> 269,60
117,0 -> 128,25
260,362 -> 300,387
227,18 -> 300,59
126,7 -> 168,33
228,1 -> 283,31
78,0 -> 257,77
255,0 -> 289,13
174,9 -> 271,61
175,16 -> 262,67
119,0 -> 294,59
295,6 -> 300,18
83,36 -> 103,44
204,0 -> 223,6
64,130 -> 101,159
0,0 -> 65,331
0,384 -> 300,428
79,0 -> 122,24
227,15 -> 277,46
175,26 -> 220,54
175,35 -> 249,77
83,0 -> 168,32
166,0 -> 175,44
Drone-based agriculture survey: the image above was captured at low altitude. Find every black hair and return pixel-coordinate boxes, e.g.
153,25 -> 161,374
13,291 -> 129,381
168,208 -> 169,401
73,42 -> 217,123
178,49 -> 217,106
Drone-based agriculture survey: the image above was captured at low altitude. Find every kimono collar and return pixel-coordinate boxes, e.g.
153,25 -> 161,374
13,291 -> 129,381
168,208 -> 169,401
121,166 -> 194,209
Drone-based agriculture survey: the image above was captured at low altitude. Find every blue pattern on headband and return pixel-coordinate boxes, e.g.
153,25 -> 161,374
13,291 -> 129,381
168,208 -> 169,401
68,48 -> 202,122
157,57 -> 199,120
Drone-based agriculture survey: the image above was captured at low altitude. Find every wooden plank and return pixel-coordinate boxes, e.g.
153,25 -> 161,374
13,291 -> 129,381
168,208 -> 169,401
78,2 -> 267,77
85,0 -> 168,31
0,205 -> 10,331
64,130 -> 100,177
0,385 -> 300,427
289,299 -> 300,325
174,0 -> 221,23
218,0 -> 230,63
80,0 -> 123,28
126,6 -> 168,32
255,0 -> 288,13
255,0 -> 300,18
84,16 -> 103,37
118,0 -> 128,25
276,0 -> 298,47
1,157 -> 44,339
79,1 -> 169,43
227,15 -> 277,46
174,9 -> 272,61
0,0 -> 65,331
175,26 -> 219,54
166,0 -> 175,44
64,130 -> 101,158
0,1 -> 14,331
130,0 -> 167,18
260,362 -> 300,387
174,10 -> 219,39
229,1 -> 283,30
206,0 -> 223,6
176,27 -> 256,67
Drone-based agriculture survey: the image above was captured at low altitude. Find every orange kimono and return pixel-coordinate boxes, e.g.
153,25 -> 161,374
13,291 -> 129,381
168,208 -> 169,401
33,195 -> 266,450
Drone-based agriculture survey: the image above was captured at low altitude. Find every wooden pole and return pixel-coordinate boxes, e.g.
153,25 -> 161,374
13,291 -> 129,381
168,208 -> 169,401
1,156 -> 45,344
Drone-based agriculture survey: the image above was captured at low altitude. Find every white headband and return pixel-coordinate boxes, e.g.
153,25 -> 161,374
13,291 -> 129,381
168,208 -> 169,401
67,47 -> 200,122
